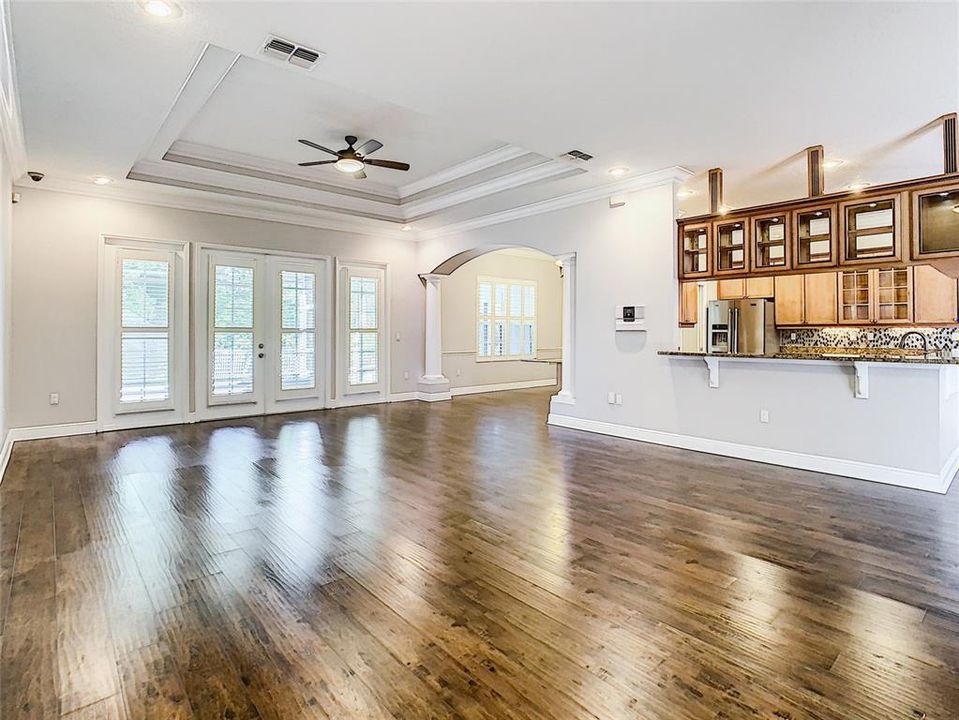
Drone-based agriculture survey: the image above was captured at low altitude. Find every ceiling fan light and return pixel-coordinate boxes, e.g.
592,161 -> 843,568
335,158 -> 364,173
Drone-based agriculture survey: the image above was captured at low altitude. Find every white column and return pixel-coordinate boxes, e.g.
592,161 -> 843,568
552,253 -> 576,406
418,273 -> 451,401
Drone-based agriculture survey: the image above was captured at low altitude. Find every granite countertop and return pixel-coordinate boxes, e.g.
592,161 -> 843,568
658,348 -> 959,365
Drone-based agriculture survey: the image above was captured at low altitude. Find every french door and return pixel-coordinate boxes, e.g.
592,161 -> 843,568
196,248 -> 328,420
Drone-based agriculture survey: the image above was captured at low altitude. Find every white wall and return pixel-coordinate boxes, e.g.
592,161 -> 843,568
441,249 -> 561,390
418,182 -> 959,488
0,145 -> 10,443
9,188 -> 424,428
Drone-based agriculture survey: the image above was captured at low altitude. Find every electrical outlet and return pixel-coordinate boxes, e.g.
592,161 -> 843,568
790,332 -> 797,341
615,393 -> 623,405
760,408 -> 769,423
403,371 -> 409,380
607,391 -> 615,404
49,392 -> 59,406
456,368 -> 461,376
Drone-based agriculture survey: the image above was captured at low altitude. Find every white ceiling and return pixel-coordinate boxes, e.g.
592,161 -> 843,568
10,1 -> 959,235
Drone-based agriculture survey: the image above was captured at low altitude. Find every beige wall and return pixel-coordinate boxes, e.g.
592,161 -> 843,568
441,249 -> 561,390
9,188 -> 424,428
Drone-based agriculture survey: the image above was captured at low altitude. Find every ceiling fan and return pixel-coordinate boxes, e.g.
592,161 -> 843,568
297,135 -> 410,179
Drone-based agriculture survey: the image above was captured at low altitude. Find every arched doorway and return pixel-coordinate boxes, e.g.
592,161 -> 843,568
417,245 -> 576,411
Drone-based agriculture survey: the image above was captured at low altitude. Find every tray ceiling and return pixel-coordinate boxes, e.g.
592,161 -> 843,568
10,1 -> 957,238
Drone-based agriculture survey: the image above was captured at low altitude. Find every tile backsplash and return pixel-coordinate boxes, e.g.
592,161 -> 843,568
779,327 -> 959,350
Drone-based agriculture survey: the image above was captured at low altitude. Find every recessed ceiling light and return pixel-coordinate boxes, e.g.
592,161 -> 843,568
91,176 -> 113,185
718,204 -> 733,215
822,158 -> 844,169
140,0 -> 181,18
607,166 -> 630,178
334,158 -> 364,173
676,188 -> 695,198
846,181 -> 871,191
401,225 -> 412,232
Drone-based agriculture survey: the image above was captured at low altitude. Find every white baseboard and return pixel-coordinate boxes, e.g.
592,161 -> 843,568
388,392 -> 419,403
8,421 -> 99,442
451,378 -> 556,397
547,413 -> 954,494
0,430 -> 13,486
416,391 -> 452,402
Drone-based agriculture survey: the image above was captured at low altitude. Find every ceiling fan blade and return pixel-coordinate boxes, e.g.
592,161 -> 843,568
298,139 -> 339,156
364,158 -> 410,171
298,159 -> 337,166
353,169 -> 367,180
355,139 -> 383,157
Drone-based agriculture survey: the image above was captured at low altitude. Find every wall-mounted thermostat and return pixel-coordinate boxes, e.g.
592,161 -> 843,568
615,304 -> 646,331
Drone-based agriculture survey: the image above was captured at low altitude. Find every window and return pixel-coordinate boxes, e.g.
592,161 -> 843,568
211,264 -> 255,396
477,277 -> 536,360
349,276 -> 379,386
118,253 -> 172,407
280,270 -> 316,390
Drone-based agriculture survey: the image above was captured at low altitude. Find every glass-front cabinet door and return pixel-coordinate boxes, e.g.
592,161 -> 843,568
911,182 -> 959,260
794,205 -> 837,268
680,223 -> 711,278
839,193 -> 902,264
713,218 -> 748,275
751,212 -> 790,272
838,269 -> 872,324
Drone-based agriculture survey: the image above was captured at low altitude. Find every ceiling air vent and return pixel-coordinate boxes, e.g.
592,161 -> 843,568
260,35 -> 324,70
563,150 -> 594,162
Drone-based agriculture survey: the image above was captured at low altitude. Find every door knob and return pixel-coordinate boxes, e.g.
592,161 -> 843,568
258,353 -> 264,358
258,343 -> 264,349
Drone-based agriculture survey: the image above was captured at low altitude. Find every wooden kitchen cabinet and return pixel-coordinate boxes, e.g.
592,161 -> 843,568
679,282 -> 699,325
717,278 -> 745,299
911,181 -> 959,260
794,205 -> 837,268
773,275 -> 805,325
838,267 -> 913,324
717,277 -> 773,299
746,276 -> 774,298
680,223 -> 712,278
803,272 -> 838,325
913,264 -> 958,324
839,193 -> 903,265
752,212 -> 791,272
713,218 -> 749,275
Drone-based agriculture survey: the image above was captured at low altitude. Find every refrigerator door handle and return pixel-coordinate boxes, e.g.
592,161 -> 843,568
730,308 -> 739,354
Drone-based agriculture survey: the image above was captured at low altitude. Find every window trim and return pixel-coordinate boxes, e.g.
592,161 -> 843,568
476,276 -> 537,362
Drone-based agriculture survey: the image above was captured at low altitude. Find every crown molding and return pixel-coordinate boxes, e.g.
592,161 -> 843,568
402,160 -> 583,219
397,144 -> 530,198
16,176 -> 415,240
0,0 -> 27,180
422,165 -> 693,238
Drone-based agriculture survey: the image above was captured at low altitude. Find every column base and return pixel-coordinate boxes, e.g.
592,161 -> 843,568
417,375 -> 452,402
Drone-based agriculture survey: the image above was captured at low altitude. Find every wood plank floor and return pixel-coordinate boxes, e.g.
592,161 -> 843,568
1,388 -> 958,719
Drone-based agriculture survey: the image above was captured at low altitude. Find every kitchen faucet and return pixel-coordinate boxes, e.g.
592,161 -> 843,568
898,330 -> 929,356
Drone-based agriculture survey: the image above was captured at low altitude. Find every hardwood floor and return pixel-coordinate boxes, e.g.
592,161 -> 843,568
1,388 -> 958,719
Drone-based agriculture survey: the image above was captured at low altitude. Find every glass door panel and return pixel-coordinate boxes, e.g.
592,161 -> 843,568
794,206 -> 836,267
207,255 -> 261,408
266,257 -> 325,413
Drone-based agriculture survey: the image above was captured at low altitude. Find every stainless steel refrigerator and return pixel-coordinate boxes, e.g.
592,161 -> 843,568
706,299 -> 779,355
